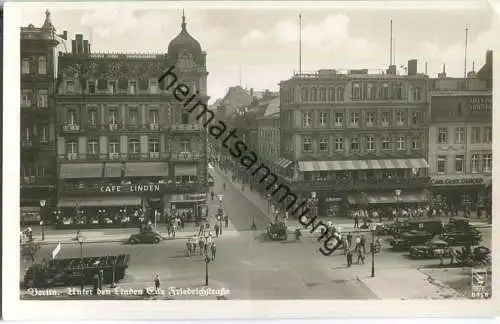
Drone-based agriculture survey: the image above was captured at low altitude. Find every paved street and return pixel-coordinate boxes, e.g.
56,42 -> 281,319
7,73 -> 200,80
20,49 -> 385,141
20,166 -> 492,300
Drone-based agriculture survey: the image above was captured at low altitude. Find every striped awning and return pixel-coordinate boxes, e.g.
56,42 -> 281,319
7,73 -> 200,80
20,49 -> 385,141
274,158 -> 293,169
298,158 -> 429,172
125,162 -> 169,177
347,192 -> 428,205
60,163 -> 103,179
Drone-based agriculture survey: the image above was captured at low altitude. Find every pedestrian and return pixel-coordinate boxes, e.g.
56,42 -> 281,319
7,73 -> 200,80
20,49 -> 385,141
211,191 -> 215,200
354,214 -> 359,229
355,236 -> 361,252
224,214 -> 229,228
449,248 -> 456,265
211,242 -> 217,261
343,236 -> 349,254
214,223 -> 220,238
186,239 -> 192,257
153,272 -> 160,289
360,235 -> 366,254
357,249 -> 364,264
346,232 -> 352,247
346,250 -> 353,267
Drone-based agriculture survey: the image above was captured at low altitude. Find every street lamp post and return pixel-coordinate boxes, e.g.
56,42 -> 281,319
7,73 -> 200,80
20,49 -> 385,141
395,189 -> 402,217
204,232 -> 210,286
311,192 -> 317,218
39,200 -> 46,241
218,194 -> 223,235
77,235 -> 84,292
370,224 -> 376,277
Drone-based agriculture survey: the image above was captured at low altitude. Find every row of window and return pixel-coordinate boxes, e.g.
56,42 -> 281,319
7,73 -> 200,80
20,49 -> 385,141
258,129 -> 280,141
299,110 -> 422,128
21,89 -> 49,108
437,127 -> 492,145
302,169 -> 413,181
65,137 -> 194,155
282,83 -> 422,104
21,166 -> 50,178
301,135 -> 421,153
22,125 -> 50,144
436,153 -> 492,174
64,108 -> 160,125
21,56 -> 47,75
63,78 -> 197,95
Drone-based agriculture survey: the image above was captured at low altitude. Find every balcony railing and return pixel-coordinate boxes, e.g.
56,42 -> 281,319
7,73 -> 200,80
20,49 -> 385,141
20,176 -> 54,186
58,152 -> 174,162
21,139 -> 33,148
169,124 -> 203,131
62,124 -> 82,133
170,152 -> 201,161
286,176 -> 432,191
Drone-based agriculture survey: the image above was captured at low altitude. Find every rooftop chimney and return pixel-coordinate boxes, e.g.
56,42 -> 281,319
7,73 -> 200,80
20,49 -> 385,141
387,65 -> 397,75
407,59 -> 417,76
75,34 -> 83,55
438,64 -> 447,79
71,39 -> 76,55
83,40 -> 89,56
486,50 -> 493,67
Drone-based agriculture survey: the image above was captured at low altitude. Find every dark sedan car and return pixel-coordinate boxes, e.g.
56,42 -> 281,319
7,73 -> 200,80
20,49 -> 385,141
128,230 -> 163,244
409,240 -> 450,259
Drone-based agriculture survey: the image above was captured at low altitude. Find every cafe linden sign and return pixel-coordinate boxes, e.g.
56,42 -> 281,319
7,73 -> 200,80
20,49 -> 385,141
469,96 -> 492,112
98,184 -> 162,193
432,178 -> 484,186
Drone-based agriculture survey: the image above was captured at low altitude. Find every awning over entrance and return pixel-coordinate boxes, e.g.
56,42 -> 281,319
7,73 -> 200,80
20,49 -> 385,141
57,196 -> 141,208
347,192 -> 428,205
104,163 -> 122,178
274,158 -> 293,169
125,162 -> 168,177
60,163 -> 103,179
298,158 -> 429,172
174,163 -> 197,176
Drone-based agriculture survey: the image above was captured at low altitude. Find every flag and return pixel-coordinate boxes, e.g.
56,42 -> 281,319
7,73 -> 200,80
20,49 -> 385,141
52,242 -> 61,259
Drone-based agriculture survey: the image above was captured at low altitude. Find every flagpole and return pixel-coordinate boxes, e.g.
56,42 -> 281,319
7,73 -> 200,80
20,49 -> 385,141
299,14 -> 302,74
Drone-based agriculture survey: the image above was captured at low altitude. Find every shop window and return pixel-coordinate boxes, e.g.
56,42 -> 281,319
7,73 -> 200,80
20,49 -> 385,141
437,156 -> 447,174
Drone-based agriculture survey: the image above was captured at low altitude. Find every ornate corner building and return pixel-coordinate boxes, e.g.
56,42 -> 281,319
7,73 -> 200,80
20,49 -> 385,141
53,14 -> 209,227
20,11 -> 60,224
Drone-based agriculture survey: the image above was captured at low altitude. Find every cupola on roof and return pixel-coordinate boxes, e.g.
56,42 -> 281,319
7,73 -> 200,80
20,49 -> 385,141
167,11 -> 202,57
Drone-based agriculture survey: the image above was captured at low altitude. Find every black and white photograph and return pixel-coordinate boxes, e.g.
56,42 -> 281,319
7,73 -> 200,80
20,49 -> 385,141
3,0 -> 498,320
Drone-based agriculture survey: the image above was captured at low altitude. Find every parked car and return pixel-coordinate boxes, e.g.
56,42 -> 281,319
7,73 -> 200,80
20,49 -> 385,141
393,219 -> 444,238
389,230 -> 434,251
439,231 -> 482,246
444,217 -> 481,234
128,230 -> 162,244
409,239 -> 450,259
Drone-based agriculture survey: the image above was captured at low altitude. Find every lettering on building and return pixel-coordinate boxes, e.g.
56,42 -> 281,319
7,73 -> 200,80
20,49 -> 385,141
129,184 -> 161,192
99,185 -> 122,193
469,97 -> 492,112
432,178 -> 483,186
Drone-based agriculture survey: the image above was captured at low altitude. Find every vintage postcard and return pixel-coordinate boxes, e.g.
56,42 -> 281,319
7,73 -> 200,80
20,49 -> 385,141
3,0 -> 498,320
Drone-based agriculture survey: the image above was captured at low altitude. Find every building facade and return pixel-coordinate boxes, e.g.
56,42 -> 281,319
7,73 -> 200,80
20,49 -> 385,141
54,15 -> 209,228
278,62 -> 432,218
20,11 -> 60,224
255,97 -> 281,170
428,55 -> 492,216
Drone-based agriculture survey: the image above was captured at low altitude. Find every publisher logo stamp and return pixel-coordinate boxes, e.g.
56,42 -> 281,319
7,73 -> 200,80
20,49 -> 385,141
471,268 -> 491,299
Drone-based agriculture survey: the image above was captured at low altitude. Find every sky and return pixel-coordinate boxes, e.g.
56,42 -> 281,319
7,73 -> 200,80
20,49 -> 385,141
19,2 -> 498,104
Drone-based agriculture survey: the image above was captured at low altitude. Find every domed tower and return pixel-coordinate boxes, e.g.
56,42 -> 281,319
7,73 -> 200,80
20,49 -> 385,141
165,11 -> 209,222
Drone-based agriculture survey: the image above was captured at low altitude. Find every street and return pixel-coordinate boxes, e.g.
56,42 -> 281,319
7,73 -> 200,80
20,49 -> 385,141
21,167 -> 492,300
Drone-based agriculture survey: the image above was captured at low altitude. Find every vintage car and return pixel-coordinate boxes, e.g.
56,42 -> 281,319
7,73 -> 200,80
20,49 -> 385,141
267,221 -> 288,240
128,230 -> 163,244
389,230 -> 434,251
409,239 -> 450,259
439,231 -> 482,246
444,217 -> 481,234
392,219 -> 444,238
456,246 -> 491,266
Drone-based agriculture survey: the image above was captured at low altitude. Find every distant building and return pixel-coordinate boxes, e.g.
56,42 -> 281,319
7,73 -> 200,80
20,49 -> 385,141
278,62 -> 431,217
428,52 -> 492,216
54,13 -> 209,227
255,96 -> 281,169
20,11 -> 60,224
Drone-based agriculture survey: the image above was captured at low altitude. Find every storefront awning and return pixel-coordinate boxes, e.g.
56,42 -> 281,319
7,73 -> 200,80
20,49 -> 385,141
174,164 -> 197,176
60,163 -> 103,179
57,196 -> 141,208
298,158 -> 429,172
347,192 -> 428,205
125,162 -> 169,177
104,163 -> 122,178
274,158 -> 293,169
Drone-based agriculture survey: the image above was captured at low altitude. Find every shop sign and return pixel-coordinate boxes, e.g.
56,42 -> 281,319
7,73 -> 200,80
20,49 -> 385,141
469,97 -> 492,112
98,184 -> 162,193
432,178 -> 483,186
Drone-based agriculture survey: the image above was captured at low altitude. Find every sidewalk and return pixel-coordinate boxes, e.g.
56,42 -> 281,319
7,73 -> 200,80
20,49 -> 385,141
212,167 -> 491,235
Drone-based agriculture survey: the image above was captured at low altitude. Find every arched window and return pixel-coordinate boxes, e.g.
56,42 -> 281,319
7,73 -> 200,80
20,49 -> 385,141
328,87 -> 335,101
310,87 -> 318,101
319,87 -> 326,101
336,87 -> 344,101
301,87 -> 309,102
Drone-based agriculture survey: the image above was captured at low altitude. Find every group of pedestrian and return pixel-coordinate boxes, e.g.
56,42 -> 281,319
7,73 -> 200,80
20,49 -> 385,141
185,235 -> 217,261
